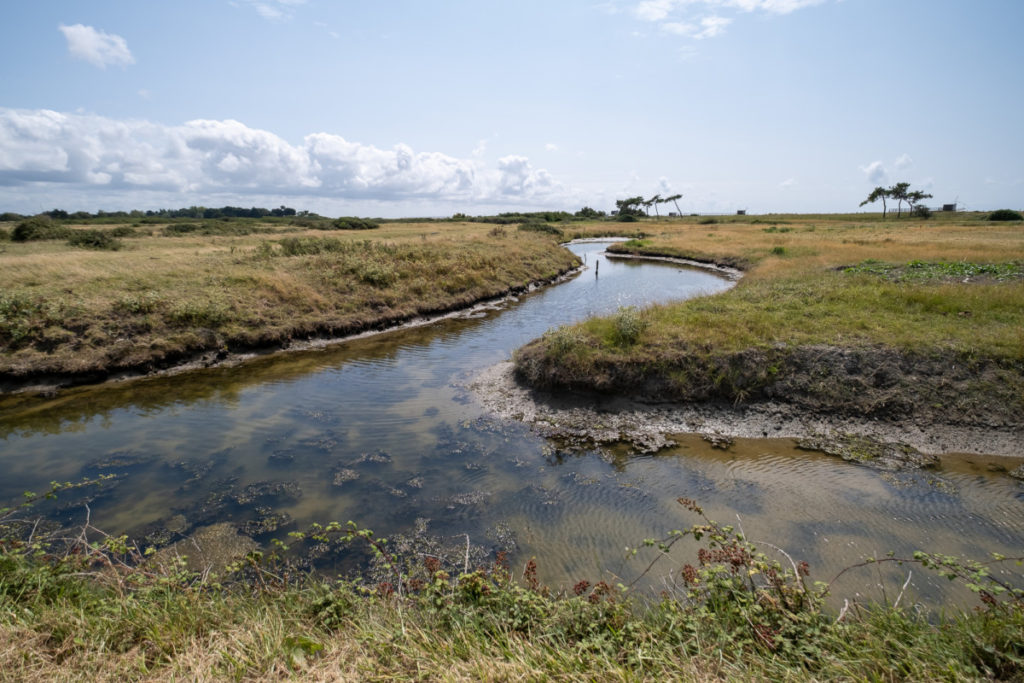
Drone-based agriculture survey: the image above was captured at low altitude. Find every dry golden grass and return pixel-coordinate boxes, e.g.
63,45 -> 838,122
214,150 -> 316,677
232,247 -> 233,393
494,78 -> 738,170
0,221 -> 579,380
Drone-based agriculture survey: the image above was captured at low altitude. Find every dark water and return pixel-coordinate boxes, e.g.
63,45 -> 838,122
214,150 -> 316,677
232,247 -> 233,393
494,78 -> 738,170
2,241 -> 1022,605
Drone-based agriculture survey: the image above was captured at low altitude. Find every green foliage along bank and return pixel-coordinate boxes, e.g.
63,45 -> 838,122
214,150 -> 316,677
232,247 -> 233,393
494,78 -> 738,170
1,484 -> 1021,681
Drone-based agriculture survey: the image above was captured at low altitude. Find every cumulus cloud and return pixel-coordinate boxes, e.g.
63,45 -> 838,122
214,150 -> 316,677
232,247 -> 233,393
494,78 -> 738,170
894,153 -> 913,170
58,24 -> 134,68
860,160 -> 887,185
235,0 -> 307,20
0,108 -> 563,205
631,0 -> 826,40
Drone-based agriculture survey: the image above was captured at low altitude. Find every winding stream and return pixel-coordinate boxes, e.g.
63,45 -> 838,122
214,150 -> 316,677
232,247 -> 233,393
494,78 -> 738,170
1,241 -> 1022,603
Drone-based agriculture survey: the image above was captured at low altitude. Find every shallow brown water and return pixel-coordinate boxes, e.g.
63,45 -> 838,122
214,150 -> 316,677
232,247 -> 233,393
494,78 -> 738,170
1,241 -> 1021,605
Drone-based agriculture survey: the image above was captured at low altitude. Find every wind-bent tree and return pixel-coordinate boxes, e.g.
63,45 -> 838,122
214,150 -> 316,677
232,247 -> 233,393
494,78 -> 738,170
888,182 -> 911,217
664,193 -> 683,216
648,194 -> 662,218
860,187 -> 891,217
615,196 -> 646,218
907,189 -> 933,213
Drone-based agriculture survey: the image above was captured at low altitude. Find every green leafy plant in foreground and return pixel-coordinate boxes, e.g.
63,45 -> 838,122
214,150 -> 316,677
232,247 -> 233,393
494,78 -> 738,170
2,485 -> 1023,679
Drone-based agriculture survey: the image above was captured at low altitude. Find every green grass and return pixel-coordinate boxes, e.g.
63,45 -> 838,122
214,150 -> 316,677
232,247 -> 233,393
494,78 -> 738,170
2,491 -> 1021,681
515,214 -> 1024,410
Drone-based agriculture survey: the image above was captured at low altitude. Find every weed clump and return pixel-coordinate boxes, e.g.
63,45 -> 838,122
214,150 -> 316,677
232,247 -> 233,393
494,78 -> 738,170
609,306 -> 648,347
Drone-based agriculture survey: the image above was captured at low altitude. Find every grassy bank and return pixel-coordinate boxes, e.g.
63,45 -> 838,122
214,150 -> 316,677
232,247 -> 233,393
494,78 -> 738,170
0,220 -> 578,387
2,490 -> 1021,681
515,213 -> 1024,426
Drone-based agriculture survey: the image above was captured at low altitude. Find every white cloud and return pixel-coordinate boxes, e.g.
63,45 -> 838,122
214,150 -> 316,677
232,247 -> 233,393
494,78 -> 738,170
635,0 -> 676,21
235,0 -> 307,20
0,108 -> 564,205
779,177 -> 797,188
894,153 -> 913,170
58,24 -> 134,69
631,0 -> 826,40
860,160 -> 887,185
545,143 -> 559,152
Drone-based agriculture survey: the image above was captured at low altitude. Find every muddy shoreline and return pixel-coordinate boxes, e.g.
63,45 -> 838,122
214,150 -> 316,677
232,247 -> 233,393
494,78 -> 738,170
470,361 -> 1024,457
0,265 -> 584,396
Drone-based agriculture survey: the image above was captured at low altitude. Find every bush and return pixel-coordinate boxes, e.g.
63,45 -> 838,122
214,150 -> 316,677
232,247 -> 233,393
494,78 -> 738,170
912,205 -> 932,219
0,212 -> 26,222
616,214 -> 638,223
609,306 -> 648,347
163,223 -> 201,235
988,209 -> 1023,222
331,217 -> 379,230
278,236 -> 345,256
0,227 -> 8,241
11,217 -> 73,242
517,222 -> 565,238
110,226 -> 139,238
574,206 -> 606,219
67,229 -> 123,250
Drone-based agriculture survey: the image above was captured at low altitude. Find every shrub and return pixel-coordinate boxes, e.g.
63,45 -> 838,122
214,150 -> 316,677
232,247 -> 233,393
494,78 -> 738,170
912,205 -> 933,219
771,246 -> 787,256
518,222 -> 565,237
163,223 -> 201,235
11,217 -> 73,242
67,229 -> 123,250
616,214 -> 638,223
0,212 -> 26,222
0,227 -> 8,241
331,217 -> 379,230
609,306 -> 648,347
278,236 -> 345,256
988,209 -> 1023,222
544,326 -> 585,359
698,217 -> 719,225
110,226 -> 139,238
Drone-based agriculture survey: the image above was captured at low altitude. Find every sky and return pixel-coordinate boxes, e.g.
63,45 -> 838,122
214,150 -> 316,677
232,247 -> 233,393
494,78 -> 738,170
0,0 -> 1021,218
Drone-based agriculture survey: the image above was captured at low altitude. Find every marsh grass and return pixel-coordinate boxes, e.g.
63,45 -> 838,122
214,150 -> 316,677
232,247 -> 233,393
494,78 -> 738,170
0,221 -> 578,377
530,213 -> 1024,363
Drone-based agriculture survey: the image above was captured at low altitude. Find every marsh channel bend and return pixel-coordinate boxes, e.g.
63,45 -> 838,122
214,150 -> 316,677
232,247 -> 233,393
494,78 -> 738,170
2,241 -> 1022,604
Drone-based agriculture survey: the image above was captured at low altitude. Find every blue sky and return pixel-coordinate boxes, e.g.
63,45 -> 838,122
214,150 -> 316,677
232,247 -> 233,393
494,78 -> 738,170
1,0 -> 1021,217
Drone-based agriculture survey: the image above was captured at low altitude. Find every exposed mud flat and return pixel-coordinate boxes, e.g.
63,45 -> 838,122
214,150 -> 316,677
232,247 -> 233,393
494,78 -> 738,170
470,361 -> 1024,458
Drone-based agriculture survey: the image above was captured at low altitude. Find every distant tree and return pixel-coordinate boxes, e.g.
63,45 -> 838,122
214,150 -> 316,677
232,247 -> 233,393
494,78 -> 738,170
859,186 -> 891,217
664,193 -> 683,216
888,182 -> 912,217
574,206 -> 605,218
647,194 -> 663,218
907,190 -> 933,214
614,196 -> 646,218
